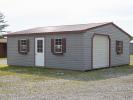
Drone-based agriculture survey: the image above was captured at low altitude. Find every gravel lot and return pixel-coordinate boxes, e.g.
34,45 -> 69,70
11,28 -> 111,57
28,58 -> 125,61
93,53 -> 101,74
0,57 -> 133,100
0,66 -> 133,100
0,73 -> 133,100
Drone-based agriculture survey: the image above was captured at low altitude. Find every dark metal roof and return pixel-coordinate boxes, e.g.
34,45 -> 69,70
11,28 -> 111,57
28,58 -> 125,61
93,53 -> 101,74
6,22 -> 110,35
5,22 -> 131,38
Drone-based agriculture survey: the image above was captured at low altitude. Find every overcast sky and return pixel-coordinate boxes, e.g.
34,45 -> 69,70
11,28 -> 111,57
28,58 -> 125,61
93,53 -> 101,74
0,0 -> 133,35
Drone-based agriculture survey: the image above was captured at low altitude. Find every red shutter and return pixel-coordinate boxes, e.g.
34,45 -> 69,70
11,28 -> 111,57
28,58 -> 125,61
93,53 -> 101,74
62,38 -> 66,53
116,41 -> 118,54
121,41 -> 123,54
18,40 -> 21,53
27,39 -> 30,53
51,39 -> 54,54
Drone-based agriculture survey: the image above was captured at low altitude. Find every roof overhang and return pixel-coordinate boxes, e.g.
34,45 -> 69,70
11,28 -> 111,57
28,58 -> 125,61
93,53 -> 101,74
4,22 -> 132,40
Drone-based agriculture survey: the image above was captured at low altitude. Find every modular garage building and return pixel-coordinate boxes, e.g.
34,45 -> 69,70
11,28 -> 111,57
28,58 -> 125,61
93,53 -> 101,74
5,22 -> 131,71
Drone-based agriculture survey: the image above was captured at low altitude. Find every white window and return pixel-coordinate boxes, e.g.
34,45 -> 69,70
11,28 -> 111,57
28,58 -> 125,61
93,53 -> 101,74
54,38 -> 63,53
116,41 -> 123,55
37,40 -> 43,53
20,39 -> 27,53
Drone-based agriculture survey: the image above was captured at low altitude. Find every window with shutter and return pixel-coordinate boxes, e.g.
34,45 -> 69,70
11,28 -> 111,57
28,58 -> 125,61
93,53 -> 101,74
54,38 -> 63,53
116,41 -> 123,55
51,38 -> 66,55
51,39 -> 54,54
18,39 -> 29,54
62,38 -> 66,53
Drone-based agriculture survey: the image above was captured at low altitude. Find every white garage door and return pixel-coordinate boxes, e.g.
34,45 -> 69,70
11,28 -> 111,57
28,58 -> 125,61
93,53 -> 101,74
93,35 -> 109,69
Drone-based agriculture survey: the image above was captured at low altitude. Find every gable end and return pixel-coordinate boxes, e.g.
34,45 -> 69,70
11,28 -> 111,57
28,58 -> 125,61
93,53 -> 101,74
84,22 -> 132,40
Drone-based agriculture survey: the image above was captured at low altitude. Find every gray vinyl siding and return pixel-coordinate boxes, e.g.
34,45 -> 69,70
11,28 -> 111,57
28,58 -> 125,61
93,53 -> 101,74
130,43 -> 133,54
7,33 -> 85,70
7,36 -> 35,66
45,33 -> 85,70
83,24 -> 130,69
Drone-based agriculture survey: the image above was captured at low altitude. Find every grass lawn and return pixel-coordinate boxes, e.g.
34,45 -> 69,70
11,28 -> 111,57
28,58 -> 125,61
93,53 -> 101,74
0,64 -> 133,82
130,55 -> 133,65
0,56 -> 133,99
0,58 -> 6,59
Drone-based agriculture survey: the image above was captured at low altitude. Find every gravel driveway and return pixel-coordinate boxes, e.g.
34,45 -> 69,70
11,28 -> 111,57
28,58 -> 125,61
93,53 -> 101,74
0,59 -> 7,65
0,56 -> 133,100
0,65 -> 133,100
0,74 -> 133,100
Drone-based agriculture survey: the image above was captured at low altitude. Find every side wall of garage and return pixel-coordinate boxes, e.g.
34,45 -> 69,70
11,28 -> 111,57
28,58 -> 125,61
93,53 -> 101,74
83,24 -> 130,70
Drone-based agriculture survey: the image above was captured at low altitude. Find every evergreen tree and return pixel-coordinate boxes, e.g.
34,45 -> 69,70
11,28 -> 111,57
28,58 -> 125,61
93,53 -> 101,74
0,12 -> 8,38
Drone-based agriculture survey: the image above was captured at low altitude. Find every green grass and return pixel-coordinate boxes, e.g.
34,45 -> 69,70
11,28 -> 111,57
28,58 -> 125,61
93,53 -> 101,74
0,64 -> 133,82
0,58 -> 6,59
0,55 -> 133,82
130,55 -> 133,65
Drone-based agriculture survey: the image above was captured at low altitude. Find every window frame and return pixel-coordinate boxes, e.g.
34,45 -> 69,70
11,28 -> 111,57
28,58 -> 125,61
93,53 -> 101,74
54,38 -> 63,54
19,39 -> 28,53
37,39 -> 43,53
116,40 -> 123,55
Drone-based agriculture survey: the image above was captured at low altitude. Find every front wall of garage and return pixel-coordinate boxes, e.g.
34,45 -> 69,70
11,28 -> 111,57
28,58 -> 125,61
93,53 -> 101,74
7,33 -> 86,70
84,24 -> 130,70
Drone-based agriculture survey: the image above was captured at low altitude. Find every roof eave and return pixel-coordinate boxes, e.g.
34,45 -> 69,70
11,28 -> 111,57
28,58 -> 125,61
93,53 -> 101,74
4,30 -> 86,36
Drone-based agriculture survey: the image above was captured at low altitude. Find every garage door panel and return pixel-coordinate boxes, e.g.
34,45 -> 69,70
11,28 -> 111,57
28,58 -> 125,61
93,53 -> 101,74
93,35 -> 109,69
